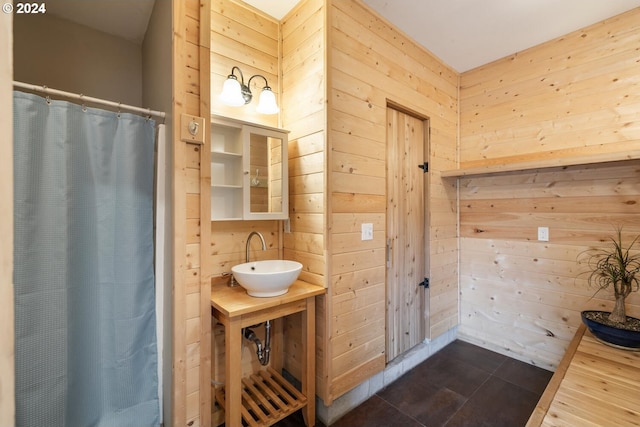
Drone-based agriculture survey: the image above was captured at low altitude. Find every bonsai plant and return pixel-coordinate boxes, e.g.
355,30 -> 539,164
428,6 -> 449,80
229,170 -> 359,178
579,227 -> 640,349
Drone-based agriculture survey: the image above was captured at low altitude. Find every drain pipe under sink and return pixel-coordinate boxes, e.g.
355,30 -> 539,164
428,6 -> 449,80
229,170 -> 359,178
243,320 -> 272,366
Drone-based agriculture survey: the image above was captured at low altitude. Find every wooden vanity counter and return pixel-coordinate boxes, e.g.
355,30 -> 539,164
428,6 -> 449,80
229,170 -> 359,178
211,279 -> 325,427
527,323 -> 640,427
211,279 -> 325,319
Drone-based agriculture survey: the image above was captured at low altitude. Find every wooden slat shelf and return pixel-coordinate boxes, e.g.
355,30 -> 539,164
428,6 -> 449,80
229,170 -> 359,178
526,323 -> 640,427
441,150 -> 640,178
215,367 -> 307,427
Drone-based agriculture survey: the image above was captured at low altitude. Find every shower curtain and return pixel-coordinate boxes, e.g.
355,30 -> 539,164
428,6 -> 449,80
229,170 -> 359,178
13,91 -> 160,427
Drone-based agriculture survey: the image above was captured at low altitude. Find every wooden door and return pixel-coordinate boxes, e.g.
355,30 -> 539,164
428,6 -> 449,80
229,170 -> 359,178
386,106 -> 429,362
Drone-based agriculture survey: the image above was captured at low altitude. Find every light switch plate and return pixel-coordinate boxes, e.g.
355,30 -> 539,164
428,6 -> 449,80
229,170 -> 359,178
361,223 -> 373,241
538,227 -> 549,241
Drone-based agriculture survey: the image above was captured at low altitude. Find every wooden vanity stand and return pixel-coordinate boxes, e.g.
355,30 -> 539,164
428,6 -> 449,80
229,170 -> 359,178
211,279 -> 325,427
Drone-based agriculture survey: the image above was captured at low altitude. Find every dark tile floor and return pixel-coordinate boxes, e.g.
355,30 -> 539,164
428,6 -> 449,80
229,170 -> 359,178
276,340 -> 553,427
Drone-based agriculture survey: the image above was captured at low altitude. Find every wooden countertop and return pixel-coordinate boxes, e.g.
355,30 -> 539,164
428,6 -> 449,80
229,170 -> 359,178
210,279 -> 325,318
527,323 -> 640,426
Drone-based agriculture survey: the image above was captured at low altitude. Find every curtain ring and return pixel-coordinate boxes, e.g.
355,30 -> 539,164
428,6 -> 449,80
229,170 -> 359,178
41,85 -> 51,105
117,102 -> 122,118
79,93 -> 87,112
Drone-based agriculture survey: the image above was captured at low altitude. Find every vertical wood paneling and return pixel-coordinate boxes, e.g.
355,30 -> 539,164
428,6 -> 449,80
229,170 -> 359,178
458,8 -> 640,369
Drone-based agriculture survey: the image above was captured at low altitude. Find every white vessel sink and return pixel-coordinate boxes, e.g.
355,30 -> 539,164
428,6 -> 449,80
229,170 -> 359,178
231,260 -> 302,297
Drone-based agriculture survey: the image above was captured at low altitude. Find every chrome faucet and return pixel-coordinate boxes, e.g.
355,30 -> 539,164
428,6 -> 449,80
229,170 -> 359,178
246,231 -> 266,262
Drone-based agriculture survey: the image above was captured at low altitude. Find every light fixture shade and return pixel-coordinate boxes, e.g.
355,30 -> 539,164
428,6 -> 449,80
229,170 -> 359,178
219,76 -> 245,107
256,87 -> 280,114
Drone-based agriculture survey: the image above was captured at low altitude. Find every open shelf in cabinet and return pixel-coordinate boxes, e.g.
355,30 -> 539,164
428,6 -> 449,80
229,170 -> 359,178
210,115 -> 289,220
211,186 -> 242,221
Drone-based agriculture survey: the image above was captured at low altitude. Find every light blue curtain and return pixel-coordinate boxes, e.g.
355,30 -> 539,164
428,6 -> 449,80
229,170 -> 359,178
13,91 -> 160,427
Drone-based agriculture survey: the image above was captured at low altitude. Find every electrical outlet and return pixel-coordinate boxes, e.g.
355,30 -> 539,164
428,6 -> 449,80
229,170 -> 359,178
538,227 -> 549,241
361,223 -> 373,241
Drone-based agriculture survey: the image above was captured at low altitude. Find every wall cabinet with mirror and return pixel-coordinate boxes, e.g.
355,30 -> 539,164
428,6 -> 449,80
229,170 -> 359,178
210,115 -> 289,220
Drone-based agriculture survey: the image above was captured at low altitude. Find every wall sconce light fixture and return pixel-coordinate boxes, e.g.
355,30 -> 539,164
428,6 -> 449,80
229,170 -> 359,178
219,66 -> 280,115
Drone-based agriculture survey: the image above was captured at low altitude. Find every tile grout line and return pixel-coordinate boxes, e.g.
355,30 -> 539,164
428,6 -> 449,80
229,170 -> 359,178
440,358 -> 507,427
372,393 -> 429,427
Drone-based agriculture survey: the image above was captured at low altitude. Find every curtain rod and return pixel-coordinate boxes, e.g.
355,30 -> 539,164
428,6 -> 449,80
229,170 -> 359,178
13,81 -> 166,120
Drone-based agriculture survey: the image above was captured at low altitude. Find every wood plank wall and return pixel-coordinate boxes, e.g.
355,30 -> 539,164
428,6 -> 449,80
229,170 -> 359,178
211,0 -> 279,129
327,0 -> 458,401
460,9 -> 640,167
281,0 -> 328,400
458,8 -> 640,369
210,0 -> 282,272
210,1 -> 285,422
173,0 -> 211,426
211,0 -> 458,407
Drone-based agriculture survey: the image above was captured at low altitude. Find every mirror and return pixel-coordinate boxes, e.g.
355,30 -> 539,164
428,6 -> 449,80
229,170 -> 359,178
246,128 -> 287,218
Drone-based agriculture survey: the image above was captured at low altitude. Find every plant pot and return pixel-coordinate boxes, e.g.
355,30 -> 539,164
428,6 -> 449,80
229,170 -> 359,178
581,310 -> 640,351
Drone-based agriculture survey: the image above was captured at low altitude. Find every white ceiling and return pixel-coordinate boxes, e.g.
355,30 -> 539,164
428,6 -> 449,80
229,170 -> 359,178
242,0 -> 302,20
47,0 -> 640,72
361,0 -> 640,72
